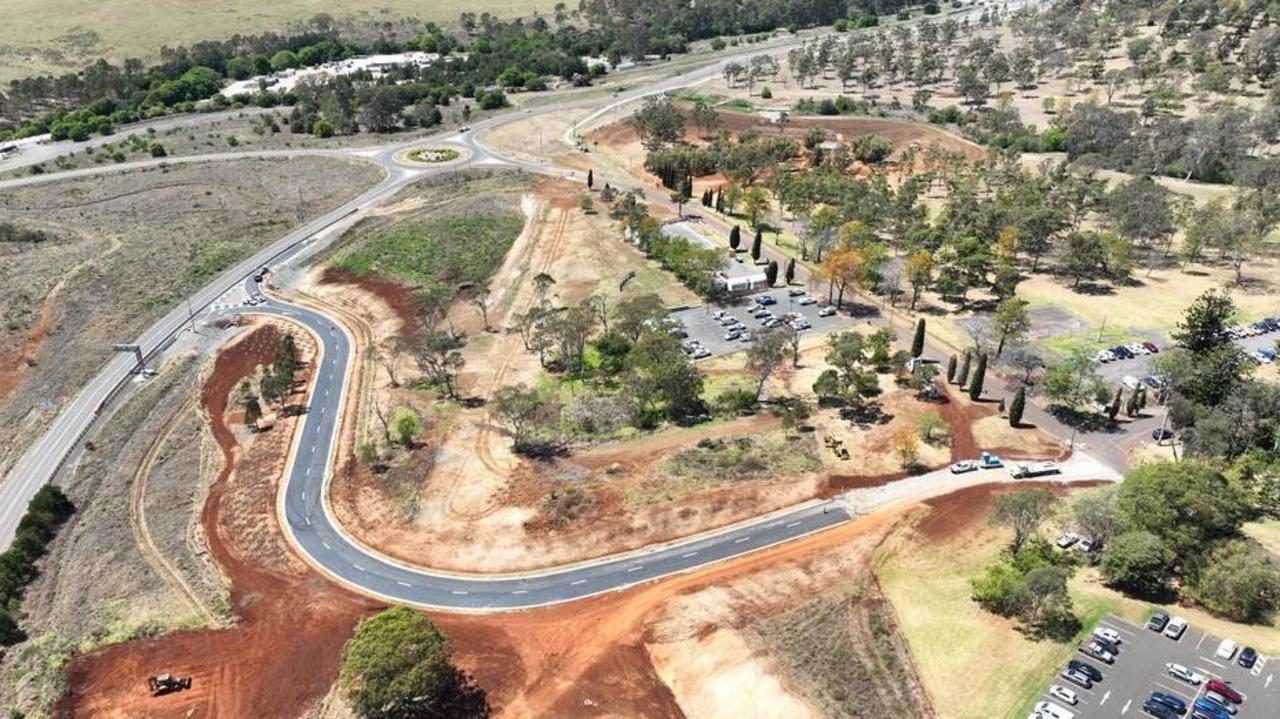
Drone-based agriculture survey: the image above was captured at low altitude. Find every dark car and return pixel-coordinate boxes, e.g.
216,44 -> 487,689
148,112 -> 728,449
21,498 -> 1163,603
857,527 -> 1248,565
1143,340 -> 1161,353
1239,646 -> 1258,668
1092,636 -> 1121,656
1151,691 -> 1188,714
1112,345 -> 1134,359
1152,427 -> 1174,441
1060,667 -> 1093,689
1068,659 -> 1103,682
1144,700 -> 1179,719
1148,609 -> 1170,632
1206,679 -> 1243,704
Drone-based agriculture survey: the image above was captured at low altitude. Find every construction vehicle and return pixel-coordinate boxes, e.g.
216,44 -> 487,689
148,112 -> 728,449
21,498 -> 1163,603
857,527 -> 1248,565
147,673 -> 192,697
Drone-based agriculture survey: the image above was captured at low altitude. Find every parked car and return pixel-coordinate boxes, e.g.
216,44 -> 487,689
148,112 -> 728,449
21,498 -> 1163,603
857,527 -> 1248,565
1127,343 -> 1150,355
1049,686 -> 1078,706
1152,427 -> 1174,441
725,330 -> 741,341
1150,691 -> 1187,715
1097,350 -> 1117,363
1142,700 -> 1180,719
1060,668 -> 1093,689
1077,537 -> 1096,553
798,296 -> 817,305
950,460 -> 978,474
1112,345 -> 1135,359
1056,533 -> 1080,549
1206,679 -> 1243,703
1079,641 -> 1114,664
1091,635 -> 1120,656
1067,660 -> 1102,682
1202,692 -> 1237,715
1238,646 -> 1258,668
1251,349 -> 1273,364
738,332 -> 753,343
817,306 -> 836,317
788,288 -> 805,297
1192,697 -> 1231,719
979,452 -> 1003,468
1215,638 -> 1238,661
1148,609 -> 1170,632
1143,340 -> 1160,353
753,308 -> 772,318
1167,662 -> 1204,685
1033,701 -> 1075,719
1093,627 -> 1122,645
754,294 -> 777,306
1164,616 -> 1188,640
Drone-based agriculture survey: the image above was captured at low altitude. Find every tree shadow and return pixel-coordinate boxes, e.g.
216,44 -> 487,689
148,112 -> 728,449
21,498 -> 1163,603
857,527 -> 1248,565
1069,281 -> 1117,296
1048,406 -> 1124,434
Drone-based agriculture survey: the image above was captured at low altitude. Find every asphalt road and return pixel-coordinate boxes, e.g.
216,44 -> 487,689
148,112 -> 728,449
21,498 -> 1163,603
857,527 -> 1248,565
0,0 -> 1067,608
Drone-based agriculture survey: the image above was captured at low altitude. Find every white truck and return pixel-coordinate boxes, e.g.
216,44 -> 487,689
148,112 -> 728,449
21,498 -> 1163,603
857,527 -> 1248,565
1010,461 -> 1060,479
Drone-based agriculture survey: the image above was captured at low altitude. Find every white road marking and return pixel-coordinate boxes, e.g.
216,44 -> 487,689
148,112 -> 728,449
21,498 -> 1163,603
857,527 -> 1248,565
321,541 -> 331,550
301,491 -> 306,502
1196,631 -> 1208,650
396,581 -> 412,587
310,445 -> 316,453
1153,680 -> 1195,700
681,551 -> 698,558
304,516 -> 311,526
625,565 -> 643,572
451,590 -> 468,596
734,536 -> 751,543
352,564 -> 366,572
1101,620 -> 1138,636
785,521 -> 801,528
511,589 -> 528,595
570,579 -> 587,586
1100,690 -> 1111,705
1199,656 -> 1227,669
1266,674 -> 1273,688
1120,699 -> 1131,714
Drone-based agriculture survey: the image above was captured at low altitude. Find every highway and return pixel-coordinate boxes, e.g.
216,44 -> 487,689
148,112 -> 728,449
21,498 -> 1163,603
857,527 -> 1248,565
0,1 -> 1086,611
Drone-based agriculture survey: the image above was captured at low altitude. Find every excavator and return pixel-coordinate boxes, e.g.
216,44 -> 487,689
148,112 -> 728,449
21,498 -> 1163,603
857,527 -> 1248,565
146,673 -> 192,697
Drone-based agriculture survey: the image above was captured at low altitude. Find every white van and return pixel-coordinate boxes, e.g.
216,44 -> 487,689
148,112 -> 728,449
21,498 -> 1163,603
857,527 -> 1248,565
1033,701 -> 1075,719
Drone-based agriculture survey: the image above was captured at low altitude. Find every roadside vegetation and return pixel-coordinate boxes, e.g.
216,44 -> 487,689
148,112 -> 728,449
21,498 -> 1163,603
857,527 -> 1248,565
0,485 -> 74,644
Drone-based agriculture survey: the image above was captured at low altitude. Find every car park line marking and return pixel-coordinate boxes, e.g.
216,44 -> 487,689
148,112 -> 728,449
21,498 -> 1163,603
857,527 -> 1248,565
1266,674 -> 1273,688
1101,620 -> 1138,636
1196,631 -> 1208,649
1120,699 -> 1131,714
570,579 -> 587,586
1099,690 -> 1111,705
304,516 -> 311,526
1199,656 -> 1227,669
734,536 -> 751,543
1153,680 -> 1195,700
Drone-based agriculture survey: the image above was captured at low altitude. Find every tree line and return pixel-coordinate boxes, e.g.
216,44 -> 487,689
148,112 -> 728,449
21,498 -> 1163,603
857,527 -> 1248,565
0,485 -> 75,645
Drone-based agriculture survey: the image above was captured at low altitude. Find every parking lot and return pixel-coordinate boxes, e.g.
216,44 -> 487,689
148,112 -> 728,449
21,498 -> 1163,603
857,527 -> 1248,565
1033,614 -> 1277,718
1093,321 -> 1280,388
668,288 -> 854,359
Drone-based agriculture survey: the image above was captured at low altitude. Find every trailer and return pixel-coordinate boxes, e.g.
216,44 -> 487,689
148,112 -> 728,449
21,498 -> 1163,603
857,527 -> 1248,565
1010,461 -> 1059,479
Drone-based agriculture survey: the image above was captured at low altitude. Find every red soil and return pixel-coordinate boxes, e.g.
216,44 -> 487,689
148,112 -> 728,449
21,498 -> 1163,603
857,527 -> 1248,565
915,480 -> 1108,544
320,266 -> 419,336
0,293 -> 56,403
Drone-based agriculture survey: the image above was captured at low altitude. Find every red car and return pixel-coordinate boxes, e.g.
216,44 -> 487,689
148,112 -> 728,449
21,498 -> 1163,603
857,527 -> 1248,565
1206,679 -> 1243,703
1143,341 -> 1160,353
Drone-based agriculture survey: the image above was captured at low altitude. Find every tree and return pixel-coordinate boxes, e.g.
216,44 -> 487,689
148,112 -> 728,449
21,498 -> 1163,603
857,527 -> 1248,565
489,383 -> 562,454
743,186 -> 770,229
991,297 -> 1029,358
631,96 -> 685,150
242,394 -> 262,429
1008,386 -> 1026,426
946,354 -> 957,384
1041,346 -> 1104,411
1192,540 -> 1280,622
957,351 -> 972,387
747,328 -> 790,401
813,368 -> 844,403
411,331 -> 466,400
784,258 -> 795,285
904,250 -> 934,310
764,260 -> 779,286
586,168 -> 594,189
393,407 -> 422,448
1100,530 -> 1173,596
1106,386 -> 1123,421
917,411 -> 948,444
750,229 -> 763,263
1118,461 -> 1251,565
968,353 -> 987,401
339,607 -> 486,719
991,488 -> 1057,554
893,428 -> 921,469
470,288 -> 491,331
1172,290 -> 1237,354
911,319 -> 926,358
1071,486 -> 1124,551
624,332 -> 705,423
613,293 -> 667,341
729,225 -> 742,251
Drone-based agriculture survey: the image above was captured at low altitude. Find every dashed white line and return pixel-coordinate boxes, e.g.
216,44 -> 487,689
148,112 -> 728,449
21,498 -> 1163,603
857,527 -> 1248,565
785,521 -> 801,528
1099,690 -> 1111,705
451,590 -> 468,596
1120,699 -> 1131,714
570,579 -> 587,586
304,516 -> 311,526
512,589 -> 528,595
625,565 -> 643,572
681,551 -> 698,558
396,580 -> 412,587
321,541 -> 331,550
734,536 -> 751,543
352,563 -> 366,572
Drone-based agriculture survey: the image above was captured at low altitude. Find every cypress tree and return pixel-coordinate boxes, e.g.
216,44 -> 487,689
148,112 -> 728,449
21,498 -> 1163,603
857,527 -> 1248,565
587,168 -> 594,189
784,257 -> 795,285
751,231 -> 763,263
715,190 -> 725,213
729,225 -> 741,251
946,354 -> 957,383
957,350 -> 972,387
1009,386 -> 1026,426
968,353 -> 987,400
1107,387 -> 1123,420
911,318 -> 926,357
765,260 -> 779,286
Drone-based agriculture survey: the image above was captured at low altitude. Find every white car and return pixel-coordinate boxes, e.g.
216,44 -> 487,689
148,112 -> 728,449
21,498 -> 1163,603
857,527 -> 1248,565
1093,627 -> 1122,646
1164,616 -> 1188,640
1166,662 -> 1204,685
788,288 -> 805,297
725,330 -> 741,341
817,306 -> 836,317
1127,343 -> 1150,355
1048,685 -> 1078,706
1215,638 -> 1238,660
1033,700 -> 1075,719
950,460 -> 978,474
1077,537 -> 1096,553
798,296 -> 817,305
1056,533 -> 1079,549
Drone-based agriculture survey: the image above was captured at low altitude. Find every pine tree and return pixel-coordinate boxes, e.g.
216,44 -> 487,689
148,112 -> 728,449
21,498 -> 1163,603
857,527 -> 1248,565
729,225 -> 742,251
946,354 -> 958,383
958,350 -> 972,387
1009,386 -> 1026,426
911,318 -> 926,357
784,258 -> 795,285
587,168 -> 594,189
968,353 -> 987,400
765,260 -> 779,286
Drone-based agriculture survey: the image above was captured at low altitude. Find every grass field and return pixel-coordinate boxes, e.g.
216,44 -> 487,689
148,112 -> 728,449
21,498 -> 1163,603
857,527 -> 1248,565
0,0 -> 545,83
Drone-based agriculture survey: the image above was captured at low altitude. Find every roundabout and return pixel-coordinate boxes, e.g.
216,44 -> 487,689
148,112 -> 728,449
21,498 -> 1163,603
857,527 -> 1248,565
396,144 -> 467,167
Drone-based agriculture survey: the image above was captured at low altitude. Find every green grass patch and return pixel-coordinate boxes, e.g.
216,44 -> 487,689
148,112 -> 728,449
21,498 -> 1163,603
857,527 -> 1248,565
184,239 -> 250,284
335,213 -> 523,297
721,98 -> 757,112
